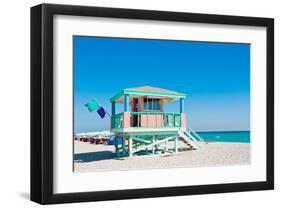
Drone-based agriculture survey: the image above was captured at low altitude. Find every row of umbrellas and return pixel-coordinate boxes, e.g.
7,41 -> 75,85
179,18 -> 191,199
74,131 -> 114,145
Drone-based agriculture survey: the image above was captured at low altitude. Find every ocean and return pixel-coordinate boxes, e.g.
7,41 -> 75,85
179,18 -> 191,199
197,131 -> 250,143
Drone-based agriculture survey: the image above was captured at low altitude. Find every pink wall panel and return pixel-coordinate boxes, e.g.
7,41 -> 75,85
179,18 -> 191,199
123,112 -> 131,128
140,115 -> 163,127
181,113 -> 186,129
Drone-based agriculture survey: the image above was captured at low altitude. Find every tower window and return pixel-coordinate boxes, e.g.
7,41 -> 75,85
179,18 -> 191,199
144,98 -> 160,110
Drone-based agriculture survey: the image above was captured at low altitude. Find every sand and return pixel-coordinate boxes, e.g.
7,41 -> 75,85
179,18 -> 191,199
74,140 -> 250,172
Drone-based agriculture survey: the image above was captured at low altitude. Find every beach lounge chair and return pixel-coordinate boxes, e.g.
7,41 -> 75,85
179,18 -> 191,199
91,138 -> 97,144
96,138 -> 103,144
102,138 -> 109,144
83,137 -> 90,142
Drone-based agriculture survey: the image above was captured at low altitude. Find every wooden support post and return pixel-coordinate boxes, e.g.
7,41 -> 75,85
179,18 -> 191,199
180,98 -> 184,113
152,135 -> 155,154
155,135 -> 158,152
128,136 -> 132,157
122,134 -> 126,155
124,94 -> 129,112
175,136 -> 178,153
114,136 -> 118,156
111,102 -> 116,116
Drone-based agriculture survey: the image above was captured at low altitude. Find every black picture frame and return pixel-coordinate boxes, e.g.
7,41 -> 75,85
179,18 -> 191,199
31,3 -> 274,204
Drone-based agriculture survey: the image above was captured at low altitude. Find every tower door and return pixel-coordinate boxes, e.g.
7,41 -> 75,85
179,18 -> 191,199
134,98 -> 139,112
132,98 -> 139,126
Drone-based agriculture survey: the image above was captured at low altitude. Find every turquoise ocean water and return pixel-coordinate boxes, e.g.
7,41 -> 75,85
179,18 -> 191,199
197,131 -> 250,143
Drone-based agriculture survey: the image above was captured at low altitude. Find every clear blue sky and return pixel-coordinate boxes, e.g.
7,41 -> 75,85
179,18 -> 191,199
74,36 -> 250,133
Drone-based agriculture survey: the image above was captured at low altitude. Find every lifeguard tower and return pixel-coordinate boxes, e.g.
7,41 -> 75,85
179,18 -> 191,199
110,86 -> 204,157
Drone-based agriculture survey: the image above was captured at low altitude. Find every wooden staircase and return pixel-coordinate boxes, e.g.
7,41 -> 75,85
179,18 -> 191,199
179,136 -> 195,150
178,127 -> 205,150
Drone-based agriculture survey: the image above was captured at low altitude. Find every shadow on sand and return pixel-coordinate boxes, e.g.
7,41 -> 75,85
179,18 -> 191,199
74,151 -> 118,163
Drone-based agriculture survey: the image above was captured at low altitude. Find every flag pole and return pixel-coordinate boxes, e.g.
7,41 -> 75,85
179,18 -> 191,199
104,109 -> 111,117
97,105 -> 111,117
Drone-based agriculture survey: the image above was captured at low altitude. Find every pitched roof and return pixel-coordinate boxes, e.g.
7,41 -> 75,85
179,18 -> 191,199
125,86 -> 183,95
110,85 -> 186,103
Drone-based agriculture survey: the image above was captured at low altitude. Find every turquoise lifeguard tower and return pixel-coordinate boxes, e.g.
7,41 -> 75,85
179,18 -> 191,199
110,86 -> 204,157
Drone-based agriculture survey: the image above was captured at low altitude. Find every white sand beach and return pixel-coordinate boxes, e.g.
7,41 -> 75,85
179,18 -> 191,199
74,140 -> 250,172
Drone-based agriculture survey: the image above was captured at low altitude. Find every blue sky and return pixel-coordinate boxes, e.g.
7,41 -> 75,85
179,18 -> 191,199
74,36 -> 250,133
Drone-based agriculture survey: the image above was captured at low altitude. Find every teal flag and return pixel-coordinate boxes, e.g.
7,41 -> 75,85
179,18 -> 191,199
84,99 -> 100,112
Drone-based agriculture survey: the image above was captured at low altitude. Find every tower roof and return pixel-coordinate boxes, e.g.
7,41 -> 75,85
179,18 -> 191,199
110,85 -> 186,103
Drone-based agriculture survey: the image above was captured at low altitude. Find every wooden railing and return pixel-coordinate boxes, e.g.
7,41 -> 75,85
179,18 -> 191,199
111,113 -> 123,129
111,112 -> 182,129
186,125 -> 205,142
